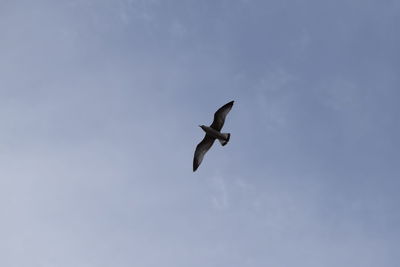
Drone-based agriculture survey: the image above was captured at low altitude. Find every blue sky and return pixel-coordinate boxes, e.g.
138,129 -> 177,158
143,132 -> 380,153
1,0 -> 399,266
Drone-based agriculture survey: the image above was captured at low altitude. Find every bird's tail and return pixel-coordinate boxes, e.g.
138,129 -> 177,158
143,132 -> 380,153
218,133 -> 230,146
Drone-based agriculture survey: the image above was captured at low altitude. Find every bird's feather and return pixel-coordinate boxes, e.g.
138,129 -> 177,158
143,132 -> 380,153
193,134 -> 215,172
210,101 -> 234,131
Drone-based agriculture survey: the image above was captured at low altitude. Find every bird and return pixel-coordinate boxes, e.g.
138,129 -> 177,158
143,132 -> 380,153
193,100 -> 234,172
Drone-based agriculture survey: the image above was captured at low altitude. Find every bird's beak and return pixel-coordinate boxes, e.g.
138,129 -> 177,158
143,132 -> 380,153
198,125 -> 201,127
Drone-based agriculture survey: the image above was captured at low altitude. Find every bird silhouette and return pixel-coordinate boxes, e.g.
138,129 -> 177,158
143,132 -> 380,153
193,101 -> 234,172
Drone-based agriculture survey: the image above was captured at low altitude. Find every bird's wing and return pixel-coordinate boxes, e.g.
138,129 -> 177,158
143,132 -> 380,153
193,135 -> 215,172
210,101 -> 234,131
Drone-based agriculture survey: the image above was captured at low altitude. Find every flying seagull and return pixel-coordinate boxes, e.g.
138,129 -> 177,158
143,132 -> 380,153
193,100 -> 234,172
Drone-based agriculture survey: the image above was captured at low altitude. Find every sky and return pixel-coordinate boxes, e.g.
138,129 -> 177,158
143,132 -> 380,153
1,0 -> 399,266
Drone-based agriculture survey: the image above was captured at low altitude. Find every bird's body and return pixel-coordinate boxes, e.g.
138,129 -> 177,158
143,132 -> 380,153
193,101 -> 234,172
199,125 -> 229,142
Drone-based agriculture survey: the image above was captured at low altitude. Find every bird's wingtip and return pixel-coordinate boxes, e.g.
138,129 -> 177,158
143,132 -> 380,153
193,163 -> 198,172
